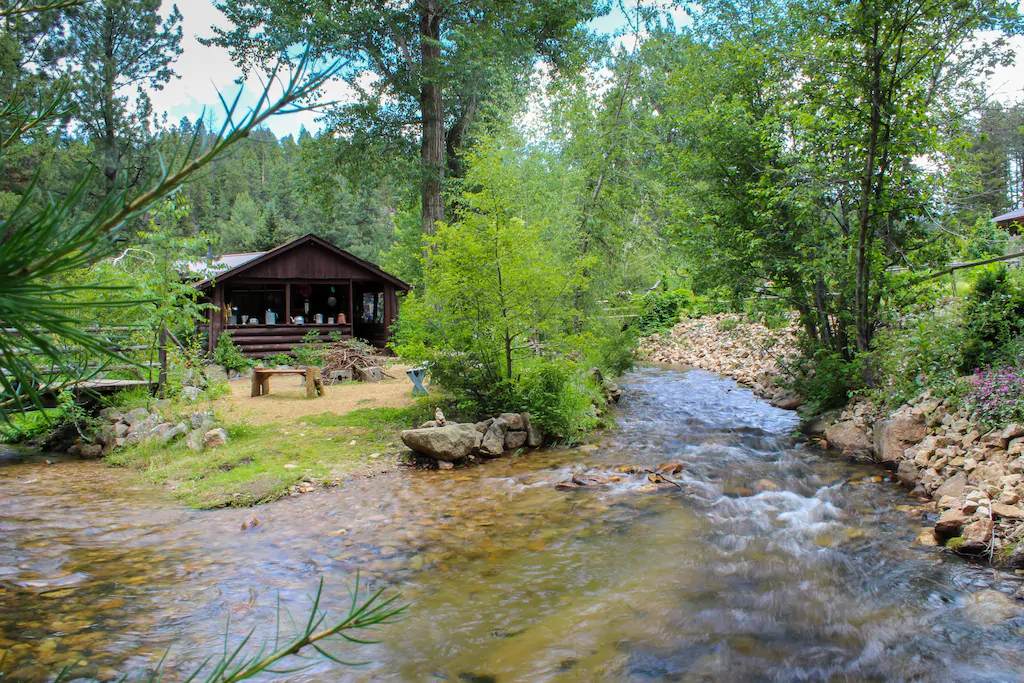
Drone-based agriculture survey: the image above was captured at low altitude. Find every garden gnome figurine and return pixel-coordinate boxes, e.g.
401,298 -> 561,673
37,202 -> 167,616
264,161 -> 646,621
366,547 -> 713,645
435,407 -> 446,426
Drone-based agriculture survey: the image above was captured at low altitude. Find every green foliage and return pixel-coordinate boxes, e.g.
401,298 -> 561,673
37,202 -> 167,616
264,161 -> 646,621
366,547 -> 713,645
790,349 -> 866,413
946,536 -> 967,550
587,327 -> 638,378
960,266 -> 1024,373
716,316 -> 740,333
212,331 -> 251,373
261,352 -> 293,367
635,287 -> 692,335
292,330 -> 329,367
864,301 -> 968,408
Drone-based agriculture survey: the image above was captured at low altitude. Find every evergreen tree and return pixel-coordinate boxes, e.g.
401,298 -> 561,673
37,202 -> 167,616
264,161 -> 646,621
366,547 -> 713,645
66,0 -> 183,193
248,205 -> 283,251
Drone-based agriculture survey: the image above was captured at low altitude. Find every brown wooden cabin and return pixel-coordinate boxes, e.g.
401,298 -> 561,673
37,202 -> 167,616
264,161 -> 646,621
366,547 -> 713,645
193,234 -> 410,358
994,207 -> 1024,236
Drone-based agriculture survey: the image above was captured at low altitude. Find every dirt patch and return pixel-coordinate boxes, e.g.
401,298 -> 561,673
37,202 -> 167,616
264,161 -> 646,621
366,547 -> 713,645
215,364 -> 418,425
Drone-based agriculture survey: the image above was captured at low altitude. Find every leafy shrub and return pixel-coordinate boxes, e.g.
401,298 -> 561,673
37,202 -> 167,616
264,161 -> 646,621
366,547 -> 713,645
420,352 -> 602,441
293,330 -> 329,367
789,349 -> 865,412
212,331 -> 251,373
715,316 -> 740,333
514,359 -> 603,440
962,365 -> 1024,428
864,301 -> 966,408
261,352 -> 293,367
635,287 -> 692,334
960,266 -> 1024,373
585,327 -> 638,377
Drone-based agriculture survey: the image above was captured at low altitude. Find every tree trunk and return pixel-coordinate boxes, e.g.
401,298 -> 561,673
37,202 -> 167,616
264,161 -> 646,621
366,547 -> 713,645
854,18 -> 882,353
101,6 -> 118,194
419,1 -> 444,235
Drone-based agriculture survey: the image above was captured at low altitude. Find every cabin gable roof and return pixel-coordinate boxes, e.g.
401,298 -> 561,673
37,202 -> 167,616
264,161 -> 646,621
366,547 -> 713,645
194,234 -> 410,291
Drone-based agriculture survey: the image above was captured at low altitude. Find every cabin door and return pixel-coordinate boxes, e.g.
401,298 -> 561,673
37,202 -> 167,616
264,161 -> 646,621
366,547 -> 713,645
352,283 -> 387,346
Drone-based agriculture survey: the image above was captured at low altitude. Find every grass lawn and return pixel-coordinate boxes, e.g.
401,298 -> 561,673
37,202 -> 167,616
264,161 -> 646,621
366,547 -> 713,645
106,403 -> 432,509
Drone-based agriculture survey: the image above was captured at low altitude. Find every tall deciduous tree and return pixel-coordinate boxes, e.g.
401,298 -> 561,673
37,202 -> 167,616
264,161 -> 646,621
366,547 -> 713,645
67,0 -> 182,193
794,0 -> 1021,351
203,0 -> 605,236
655,0 -> 1021,355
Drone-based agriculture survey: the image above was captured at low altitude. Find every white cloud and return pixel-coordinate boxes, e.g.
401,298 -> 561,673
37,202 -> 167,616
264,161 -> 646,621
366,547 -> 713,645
151,0 -> 339,138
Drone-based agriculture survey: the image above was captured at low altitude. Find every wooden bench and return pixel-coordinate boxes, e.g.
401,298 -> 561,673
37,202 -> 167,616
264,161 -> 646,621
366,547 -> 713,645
251,367 -> 325,398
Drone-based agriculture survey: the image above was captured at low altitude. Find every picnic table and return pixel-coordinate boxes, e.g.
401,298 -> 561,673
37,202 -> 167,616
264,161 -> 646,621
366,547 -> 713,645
251,367 -> 325,398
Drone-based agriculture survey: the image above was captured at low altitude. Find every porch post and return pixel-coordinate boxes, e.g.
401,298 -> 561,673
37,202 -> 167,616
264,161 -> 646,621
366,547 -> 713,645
285,283 -> 291,324
210,286 -> 225,354
348,280 -> 354,328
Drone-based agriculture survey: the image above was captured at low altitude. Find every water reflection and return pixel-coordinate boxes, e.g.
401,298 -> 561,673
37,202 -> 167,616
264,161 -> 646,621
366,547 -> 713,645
1,367 -> 1023,681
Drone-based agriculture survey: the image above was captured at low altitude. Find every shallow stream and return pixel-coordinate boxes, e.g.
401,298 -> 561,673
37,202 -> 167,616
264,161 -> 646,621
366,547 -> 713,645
2,367 -> 1024,681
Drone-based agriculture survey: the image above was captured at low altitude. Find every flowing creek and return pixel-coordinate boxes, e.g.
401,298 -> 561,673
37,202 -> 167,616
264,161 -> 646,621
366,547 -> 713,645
3,366 -> 1024,681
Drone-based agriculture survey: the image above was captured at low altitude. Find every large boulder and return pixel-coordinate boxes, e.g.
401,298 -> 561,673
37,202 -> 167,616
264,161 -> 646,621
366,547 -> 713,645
401,424 -> 481,462
873,412 -> 927,464
825,421 -> 872,456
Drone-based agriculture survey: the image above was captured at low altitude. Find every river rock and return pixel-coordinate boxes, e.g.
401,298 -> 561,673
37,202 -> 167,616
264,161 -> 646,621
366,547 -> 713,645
186,429 -> 203,452
98,407 -> 124,423
897,460 -> 919,488
825,421 -> 872,455
962,589 -> 1023,626
873,412 -> 927,464
500,413 -> 524,430
158,422 -> 188,445
527,423 -> 543,448
935,508 -> 969,540
401,424 -> 481,461
181,386 -> 201,403
504,430 -> 528,450
202,428 -> 228,449
189,411 -> 215,433
123,407 -> 150,425
957,518 -> 994,554
79,443 -> 103,459
479,418 -> 508,457
113,422 -> 129,437
772,391 -> 803,410
1005,542 -> 1024,568
1004,423 -> 1024,441
992,503 -> 1024,520
934,472 -> 967,499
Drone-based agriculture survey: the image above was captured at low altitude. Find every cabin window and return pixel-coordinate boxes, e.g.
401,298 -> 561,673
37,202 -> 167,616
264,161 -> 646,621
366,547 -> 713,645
227,285 -> 284,323
360,291 -> 385,324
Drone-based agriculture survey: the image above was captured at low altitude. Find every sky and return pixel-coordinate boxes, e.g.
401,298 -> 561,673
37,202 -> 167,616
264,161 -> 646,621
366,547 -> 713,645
154,0 -> 1024,140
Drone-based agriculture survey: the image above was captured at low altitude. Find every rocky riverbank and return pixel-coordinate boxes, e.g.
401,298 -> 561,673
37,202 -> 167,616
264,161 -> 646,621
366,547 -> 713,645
639,314 -> 804,409
639,314 -> 1024,569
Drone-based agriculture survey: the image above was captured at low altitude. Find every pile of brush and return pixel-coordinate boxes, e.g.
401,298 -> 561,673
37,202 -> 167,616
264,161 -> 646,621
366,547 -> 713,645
319,339 -> 394,380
